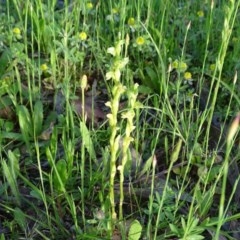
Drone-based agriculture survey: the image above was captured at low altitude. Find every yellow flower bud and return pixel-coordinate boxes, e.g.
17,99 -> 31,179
210,64 -> 216,71
184,72 -> 192,80
79,31 -> 87,41
136,36 -> 145,46
197,10 -> 204,18
128,17 -> 135,26
172,60 -> 179,69
40,64 -> 48,72
12,27 -> 21,35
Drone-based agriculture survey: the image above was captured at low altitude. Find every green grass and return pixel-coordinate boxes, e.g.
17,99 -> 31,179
0,0 -> 240,239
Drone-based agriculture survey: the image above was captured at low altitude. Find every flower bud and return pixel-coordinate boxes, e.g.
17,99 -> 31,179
227,113 -> 240,145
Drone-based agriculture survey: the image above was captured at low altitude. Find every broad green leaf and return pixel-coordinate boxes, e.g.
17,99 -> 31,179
17,105 -> 32,145
8,150 -> 20,177
170,139 -> 183,163
138,85 -> 153,95
2,159 -> 20,206
128,220 -> 142,240
0,232 -> 6,240
14,207 -> 26,231
0,132 -> 23,140
138,155 -> 153,178
181,217 -> 186,230
0,49 -> 12,77
80,121 -> 97,163
138,68 -> 155,91
199,190 -> 214,217
169,223 -> 180,236
0,182 -> 8,195
145,66 -> 159,90
30,190 -> 43,200
33,100 -> 43,136
53,159 -> 68,193
0,95 -> 12,109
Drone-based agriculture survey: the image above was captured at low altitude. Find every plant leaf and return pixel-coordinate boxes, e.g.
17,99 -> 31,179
128,220 -> 142,240
53,159 -> 68,193
170,138 -> 183,163
17,105 -> 32,146
0,49 -> 12,77
2,158 -> 20,206
138,155 -> 153,178
80,121 -> 97,163
14,207 -> 26,231
33,100 -> 43,136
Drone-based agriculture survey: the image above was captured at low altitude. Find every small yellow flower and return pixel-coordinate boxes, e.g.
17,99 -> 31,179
12,27 -> 21,35
172,60 -> 188,72
86,2 -> 93,10
184,72 -> 192,80
197,10 -> 204,18
128,17 -> 135,26
79,31 -> 87,41
210,63 -> 216,71
40,64 -> 48,72
136,36 -> 145,46
172,60 -> 179,69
